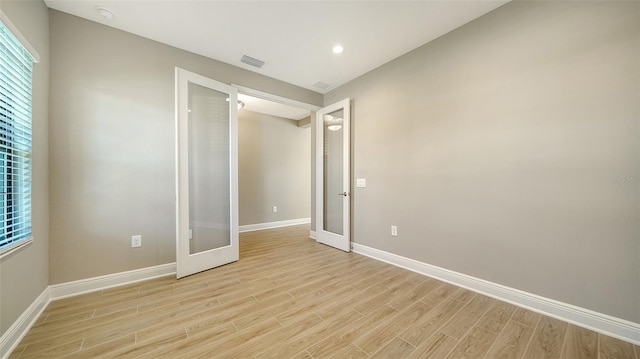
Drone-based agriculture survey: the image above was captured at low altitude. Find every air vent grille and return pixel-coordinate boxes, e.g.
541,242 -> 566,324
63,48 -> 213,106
240,55 -> 265,68
313,81 -> 332,90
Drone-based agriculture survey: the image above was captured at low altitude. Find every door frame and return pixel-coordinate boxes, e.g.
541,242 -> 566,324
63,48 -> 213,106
315,98 -> 351,252
231,85 -> 321,238
175,67 -> 239,279
232,84 -> 321,112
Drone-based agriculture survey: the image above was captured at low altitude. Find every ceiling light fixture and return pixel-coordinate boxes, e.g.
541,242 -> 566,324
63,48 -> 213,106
332,45 -> 344,54
96,7 -> 115,21
324,114 -> 343,131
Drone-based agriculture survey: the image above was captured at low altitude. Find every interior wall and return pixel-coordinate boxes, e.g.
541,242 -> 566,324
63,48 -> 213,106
48,10 -> 322,284
0,0 -> 50,335
238,110 -> 310,226
324,1 -> 640,323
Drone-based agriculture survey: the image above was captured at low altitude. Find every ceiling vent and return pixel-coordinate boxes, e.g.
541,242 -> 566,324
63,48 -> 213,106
240,55 -> 265,69
313,81 -> 332,90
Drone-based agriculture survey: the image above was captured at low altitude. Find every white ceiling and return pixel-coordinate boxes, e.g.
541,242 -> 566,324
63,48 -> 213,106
44,0 -> 508,95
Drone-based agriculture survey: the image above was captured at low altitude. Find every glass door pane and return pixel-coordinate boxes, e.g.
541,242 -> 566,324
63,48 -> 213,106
322,108 -> 344,235
188,82 -> 231,254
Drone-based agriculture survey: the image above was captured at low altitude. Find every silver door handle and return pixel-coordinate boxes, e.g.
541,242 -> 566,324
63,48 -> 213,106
338,192 -> 349,196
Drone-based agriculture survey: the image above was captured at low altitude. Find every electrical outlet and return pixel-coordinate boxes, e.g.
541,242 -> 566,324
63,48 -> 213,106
391,226 -> 398,237
272,206 -> 278,213
131,235 -> 142,248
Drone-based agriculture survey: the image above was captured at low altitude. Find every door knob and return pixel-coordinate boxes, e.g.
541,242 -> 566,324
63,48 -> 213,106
338,192 -> 349,196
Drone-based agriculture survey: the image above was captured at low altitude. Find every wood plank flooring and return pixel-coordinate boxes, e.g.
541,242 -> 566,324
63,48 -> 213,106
9,225 -> 640,358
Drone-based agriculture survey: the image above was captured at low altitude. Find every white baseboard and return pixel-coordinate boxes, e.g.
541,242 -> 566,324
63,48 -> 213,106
309,231 -> 316,240
352,243 -> 640,346
0,288 -> 50,359
239,218 -> 310,233
49,263 -> 176,300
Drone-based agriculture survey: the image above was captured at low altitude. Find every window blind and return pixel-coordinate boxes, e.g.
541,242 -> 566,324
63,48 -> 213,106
0,19 -> 34,251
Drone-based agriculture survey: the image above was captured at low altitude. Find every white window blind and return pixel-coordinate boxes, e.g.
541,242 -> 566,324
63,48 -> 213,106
0,19 -> 34,254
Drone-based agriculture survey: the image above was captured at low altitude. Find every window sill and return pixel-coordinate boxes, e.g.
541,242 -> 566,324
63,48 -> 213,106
0,237 -> 34,259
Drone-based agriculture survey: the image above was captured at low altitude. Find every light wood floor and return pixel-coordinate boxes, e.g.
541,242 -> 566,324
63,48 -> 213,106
10,225 -> 640,358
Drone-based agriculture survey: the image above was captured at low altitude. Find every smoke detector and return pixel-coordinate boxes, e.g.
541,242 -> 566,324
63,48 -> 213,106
96,7 -> 115,21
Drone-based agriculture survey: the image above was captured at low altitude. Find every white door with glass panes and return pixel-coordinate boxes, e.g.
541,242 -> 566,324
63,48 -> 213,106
175,68 -> 239,278
315,99 -> 351,252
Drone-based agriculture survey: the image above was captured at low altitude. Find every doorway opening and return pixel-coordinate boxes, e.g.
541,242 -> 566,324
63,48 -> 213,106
176,75 -> 347,278
236,92 -> 314,236
231,86 -> 321,250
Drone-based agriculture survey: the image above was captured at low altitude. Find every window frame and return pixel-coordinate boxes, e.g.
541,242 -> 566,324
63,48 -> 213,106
0,13 -> 39,258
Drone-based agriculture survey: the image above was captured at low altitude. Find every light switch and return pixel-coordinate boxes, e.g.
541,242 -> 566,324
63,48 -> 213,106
356,178 -> 366,188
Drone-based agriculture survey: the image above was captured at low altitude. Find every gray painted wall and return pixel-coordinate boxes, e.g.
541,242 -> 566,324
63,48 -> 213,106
48,10 -> 321,284
238,110 -> 310,226
0,0 -> 50,335
325,1 -> 640,323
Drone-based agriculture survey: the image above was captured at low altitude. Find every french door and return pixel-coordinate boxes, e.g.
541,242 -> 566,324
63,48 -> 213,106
315,99 -> 351,252
175,68 -> 239,278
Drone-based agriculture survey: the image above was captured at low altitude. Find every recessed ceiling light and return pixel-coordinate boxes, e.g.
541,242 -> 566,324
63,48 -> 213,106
96,7 -> 115,21
332,45 -> 344,54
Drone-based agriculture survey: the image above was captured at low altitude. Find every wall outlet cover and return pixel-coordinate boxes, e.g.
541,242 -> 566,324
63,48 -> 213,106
131,235 -> 142,248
